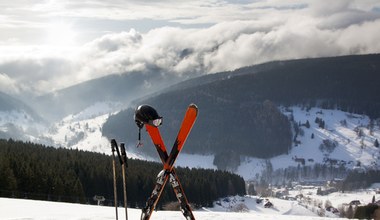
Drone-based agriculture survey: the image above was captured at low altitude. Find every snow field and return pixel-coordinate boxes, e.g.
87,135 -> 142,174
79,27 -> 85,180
237,106 -> 380,180
0,197 -> 342,220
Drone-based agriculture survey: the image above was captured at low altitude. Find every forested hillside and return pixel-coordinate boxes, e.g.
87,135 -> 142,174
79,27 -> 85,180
0,139 -> 245,208
103,54 -> 380,159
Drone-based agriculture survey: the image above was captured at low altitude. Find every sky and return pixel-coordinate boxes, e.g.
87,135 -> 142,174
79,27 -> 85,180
1,0 -> 380,97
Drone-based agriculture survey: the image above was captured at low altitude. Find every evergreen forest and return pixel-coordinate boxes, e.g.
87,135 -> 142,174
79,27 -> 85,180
0,139 -> 245,208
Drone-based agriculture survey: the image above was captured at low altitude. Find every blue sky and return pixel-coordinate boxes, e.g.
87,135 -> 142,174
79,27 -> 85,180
1,0 -> 380,96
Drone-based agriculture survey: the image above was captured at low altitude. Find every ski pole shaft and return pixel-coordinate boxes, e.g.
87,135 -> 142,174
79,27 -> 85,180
113,156 -> 119,220
120,143 -> 128,220
111,139 -> 119,220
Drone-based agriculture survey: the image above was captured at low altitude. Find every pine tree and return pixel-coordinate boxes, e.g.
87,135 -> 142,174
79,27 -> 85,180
305,120 -> 310,128
315,117 -> 320,124
374,139 -> 379,148
320,120 -> 325,129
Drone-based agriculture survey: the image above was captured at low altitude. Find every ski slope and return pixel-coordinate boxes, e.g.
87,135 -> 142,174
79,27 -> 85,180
0,197 -> 340,220
237,106 -> 380,180
2,183 -> 378,219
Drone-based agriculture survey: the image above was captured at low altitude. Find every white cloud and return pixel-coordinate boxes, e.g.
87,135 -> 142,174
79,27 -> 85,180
0,0 -> 380,96
336,19 -> 380,54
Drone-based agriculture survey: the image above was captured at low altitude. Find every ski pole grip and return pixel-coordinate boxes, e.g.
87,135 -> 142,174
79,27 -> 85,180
111,139 -> 117,152
111,139 -> 123,165
120,143 -> 128,166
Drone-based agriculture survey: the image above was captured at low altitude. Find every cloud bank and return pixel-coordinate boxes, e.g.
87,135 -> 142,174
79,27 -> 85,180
0,0 -> 380,96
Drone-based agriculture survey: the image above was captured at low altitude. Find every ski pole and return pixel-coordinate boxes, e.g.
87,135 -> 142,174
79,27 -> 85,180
120,143 -> 128,220
111,139 -> 119,220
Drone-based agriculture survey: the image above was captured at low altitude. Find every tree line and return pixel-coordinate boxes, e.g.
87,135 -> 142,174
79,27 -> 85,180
342,169 -> 380,191
0,139 -> 245,208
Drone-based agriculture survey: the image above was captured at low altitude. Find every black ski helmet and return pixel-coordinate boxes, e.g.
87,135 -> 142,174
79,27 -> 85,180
134,104 -> 163,128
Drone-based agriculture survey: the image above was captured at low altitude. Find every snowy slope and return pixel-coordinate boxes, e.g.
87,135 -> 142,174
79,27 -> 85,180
286,182 -> 380,217
237,106 -> 380,181
0,197 -> 341,220
210,195 -> 317,216
40,101 -> 153,160
278,106 -> 380,169
1,183 -> 378,219
1,184 -> 378,219
0,110 -> 45,141
43,102 -> 122,154
45,113 -> 111,153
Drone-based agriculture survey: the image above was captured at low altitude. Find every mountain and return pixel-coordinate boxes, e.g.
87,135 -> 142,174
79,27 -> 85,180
3,54 -> 379,181
31,69 -> 185,121
102,54 -> 380,160
0,91 -> 45,140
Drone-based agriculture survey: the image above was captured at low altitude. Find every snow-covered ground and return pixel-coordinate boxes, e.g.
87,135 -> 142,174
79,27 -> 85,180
278,106 -> 380,169
237,106 -> 380,180
0,110 -> 46,141
0,196 -> 341,220
2,183 -> 379,219
3,185 -> 378,219
44,113 -> 112,154
42,102 -> 125,155
286,182 -> 380,218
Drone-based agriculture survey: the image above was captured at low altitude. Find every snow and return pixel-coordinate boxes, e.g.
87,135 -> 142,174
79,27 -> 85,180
0,109 -> 46,141
211,195 -> 317,216
42,101 -> 129,155
236,106 -> 380,181
45,113 -> 112,154
311,191 -> 376,208
286,182 -> 380,218
0,197 -> 341,220
2,183 -> 379,219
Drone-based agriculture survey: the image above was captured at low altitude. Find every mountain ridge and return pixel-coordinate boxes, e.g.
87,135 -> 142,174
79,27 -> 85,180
102,54 -> 380,159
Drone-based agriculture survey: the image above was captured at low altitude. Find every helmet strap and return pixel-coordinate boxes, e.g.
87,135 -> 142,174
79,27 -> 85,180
136,127 -> 143,147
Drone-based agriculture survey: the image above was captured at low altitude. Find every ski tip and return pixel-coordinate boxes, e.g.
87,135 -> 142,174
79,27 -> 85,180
189,103 -> 198,116
189,103 -> 198,110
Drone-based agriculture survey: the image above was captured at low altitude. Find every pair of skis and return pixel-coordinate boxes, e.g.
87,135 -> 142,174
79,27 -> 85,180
111,139 -> 128,220
140,104 -> 198,220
